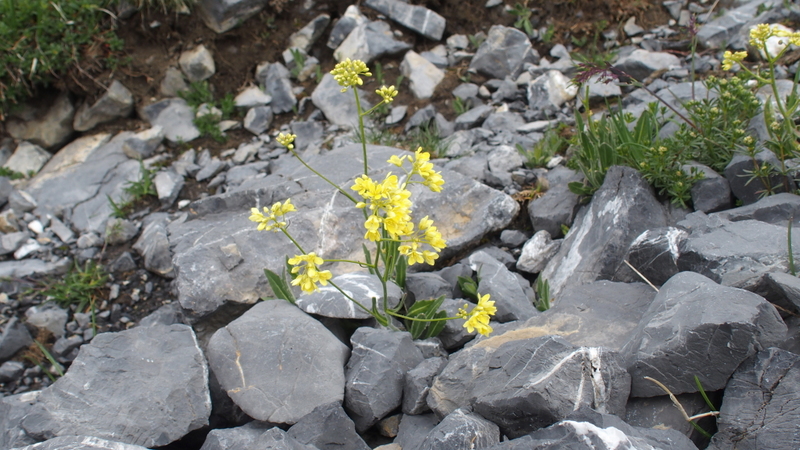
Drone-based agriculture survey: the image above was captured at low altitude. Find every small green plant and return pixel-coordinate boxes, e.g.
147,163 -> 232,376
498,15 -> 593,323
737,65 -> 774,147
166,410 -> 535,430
457,273 -> 480,302
125,160 -> 157,200
178,81 -> 215,109
127,0 -> 197,13
541,24 -> 556,43
179,81 -> 238,143
107,194 -> 130,219
289,48 -> 306,79
253,60 -> 498,336
0,167 -> 26,180
41,260 -> 107,333
518,126 -> 569,168
452,96 -> 468,116
789,217 -> 796,276
468,34 -> 485,50
509,2 -> 534,37
195,113 -> 226,143
534,277 -> 552,311
645,376 -> 719,439
374,61 -> 385,86
405,122 -> 447,158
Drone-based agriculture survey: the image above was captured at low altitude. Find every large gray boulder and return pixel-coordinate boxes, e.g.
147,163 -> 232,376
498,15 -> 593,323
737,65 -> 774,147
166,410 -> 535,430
20,325 -> 210,447
364,0 -> 446,40
428,335 -> 630,438
207,300 -> 349,424
287,402 -> 370,450
622,272 -> 787,398
5,92 -> 75,150
10,436 -> 151,450
345,328 -> 424,432
140,98 -> 200,144
708,347 -> 800,450
73,81 -> 134,132
168,145 -> 518,317
466,250 -> 537,322
295,273 -> 403,319
311,74 -> 372,129
540,165 -> 668,300
418,408 -> 499,450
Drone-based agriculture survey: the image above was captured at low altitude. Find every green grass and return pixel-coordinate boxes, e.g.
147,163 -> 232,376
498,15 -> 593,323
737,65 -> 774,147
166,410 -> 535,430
0,0 -> 122,114
178,82 -> 237,142
107,160 -> 158,218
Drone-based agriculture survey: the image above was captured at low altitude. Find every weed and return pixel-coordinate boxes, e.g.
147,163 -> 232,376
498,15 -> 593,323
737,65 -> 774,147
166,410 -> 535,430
374,61 -> 385,86
352,126 -> 400,147
178,81 -> 215,109
468,33 -> 486,50
194,113 -> 226,143
107,194 -> 130,219
41,259 -> 107,333
33,340 -> 64,379
541,24 -> 556,43
645,376 -> 719,439
405,122 -> 447,158
509,2 -> 535,37
289,48 -> 306,79
0,167 -> 26,180
124,160 -> 157,200
457,273 -> 481,302
534,277 -> 552,311
452,96 -> 468,116
518,126 -> 569,168
219,93 -> 236,119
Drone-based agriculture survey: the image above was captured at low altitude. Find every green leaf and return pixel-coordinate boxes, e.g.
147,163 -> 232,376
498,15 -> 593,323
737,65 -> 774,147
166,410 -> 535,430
457,276 -> 479,301
264,268 -> 296,304
423,310 -> 448,339
362,244 -> 375,275
395,255 -> 407,289
694,375 -> 717,411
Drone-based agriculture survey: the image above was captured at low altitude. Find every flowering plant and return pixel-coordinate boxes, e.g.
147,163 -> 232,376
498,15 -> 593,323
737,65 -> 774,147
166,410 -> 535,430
249,59 -> 496,337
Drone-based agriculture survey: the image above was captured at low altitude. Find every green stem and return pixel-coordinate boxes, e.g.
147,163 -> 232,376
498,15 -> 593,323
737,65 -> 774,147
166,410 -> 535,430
362,100 -> 388,116
387,311 -> 462,322
327,280 -> 372,315
280,228 -> 306,254
354,88 -> 369,175
289,148 -> 358,204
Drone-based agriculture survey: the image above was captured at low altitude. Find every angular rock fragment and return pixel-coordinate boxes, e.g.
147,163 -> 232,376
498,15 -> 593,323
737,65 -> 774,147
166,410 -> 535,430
364,0 -> 446,40
287,402 -> 370,450
73,81 -> 134,132
470,25 -> 538,80
418,409 -> 499,450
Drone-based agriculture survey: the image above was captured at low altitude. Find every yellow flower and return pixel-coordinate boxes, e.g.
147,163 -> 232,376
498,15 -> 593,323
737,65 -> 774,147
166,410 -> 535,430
458,293 -> 497,336
351,174 -> 414,241
398,216 -> 446,265
721,50 -> 747,71
249,199 -> 296,231
331,58 -> 372,92
277,133 -> 297,150
288,252 -> 332,293
388,154 -> 407,166
749,23 -> 773,47
376,85 -> 398,103
410,148 -> 445,192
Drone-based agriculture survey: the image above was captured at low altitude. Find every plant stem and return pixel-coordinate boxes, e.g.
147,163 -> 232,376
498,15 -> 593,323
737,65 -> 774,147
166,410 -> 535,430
289,148 -> 358,204
354,88 -> 369,174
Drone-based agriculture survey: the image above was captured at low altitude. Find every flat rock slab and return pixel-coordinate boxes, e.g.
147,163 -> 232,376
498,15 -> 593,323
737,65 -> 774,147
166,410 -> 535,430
207,301 -> 350,424
21,132 -> 142,234
429,335 -> 630,438
168,144 -> 517,317
709,348 -> 800,450
364,0 -> 445,40
10,436 -> 151,450
295,273 -> 403,319
21,325 -> 210,448
622,271 -> 786,397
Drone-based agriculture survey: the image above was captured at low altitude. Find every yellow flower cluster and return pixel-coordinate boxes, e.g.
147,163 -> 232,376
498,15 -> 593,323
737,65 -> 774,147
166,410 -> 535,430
388,148 -> 445,193
352,174 -> 413,241
331,59 -> 371,92
398,216 -> 446,265
376,85 -> 398,104
249,199 -> 296,232
458,294 -> 497,336
288,252 -> 332,293
277,133 -> 297,150
721,50 -> 747,71
748,23 -> 800,53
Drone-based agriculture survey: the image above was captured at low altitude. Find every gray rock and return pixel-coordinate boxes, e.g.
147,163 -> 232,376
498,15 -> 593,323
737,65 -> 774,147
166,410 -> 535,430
696,0 -> 776,49
685,162 -> 731,213
76,232 -> 103,249
708,347 -> 800,450
141,98 -> 200,144
0,176 -> 11,207
169,145 -> 516,316
103,218 -> 140,245
207,301 -> 349,424
47,216 -> 74,244
470,25 -> 538,80
441,130 -> 475,158
385,105 -> 407,125
677,215 -> 798,291
626,392 -> 716,445
0,391 -> 40,449
5,92 -> 75,150
418,408 -> 499,450
199,421 -> 272,450
483,112 -> 525,133
500,229 -> 528,248
525,408 -> 698,450
467,250 -> 537,322
132,216 -> 174,278
394,414 -> 437,450
712,192 -> 800,225
287,402 -> 370,450
401,51 -> 445,99
345,328 -> 424,432
540,166 -> 668,300
622,271 -> 787,397
73,81 -> 134,132
454,104 -> 493,131
761,271 -> 800,315
614,227 -> 688,287
435,298 -> 476,350
153,168 -> 184,207
5,142 -> 51,176
527,71 -> 578,115
21,324 -> 210,447
10,435 -> 152,450
364,0 -> 445,40
234,86 -> 272,108
613,49 -> 682,81
326,5 -> 368,49
196,0 -> 268,33
254,427 -> 318,450
290,121 -> 324,153
288,14 -> 330,52
295,273 -> 403,319
262,63 -> 297,115
486,145 -> 524,186
403,356 -> 448,415
51,335 -> 83,363
516,230 -> 560,274
0,231 -> 30,256
0,317 -> 33,363
577,74 -> 623,102
311,74 -> 373,129
121,127 -> 163,161
8,189 -> 37,214
725,151 -> 790,205
420,47 -> 448,69
405,105 -> 436,132
25,306 -> 68,338
179,45 -> 216,82
404,273 -> 452,304
244,106 -> 273,135
0,258 -> 69,279
160,66 -> 189,97
0,360 -> 25,382
334,21 -> 412,64
429,335 -> 630,438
